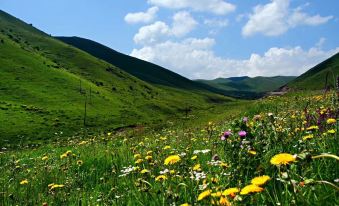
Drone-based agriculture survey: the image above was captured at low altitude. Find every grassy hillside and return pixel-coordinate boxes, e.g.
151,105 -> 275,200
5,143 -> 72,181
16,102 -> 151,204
196,76 -> 295,98
0,10 -> 231,144
56,36 -> 223,93
1,90 -> 337,205
287,52 -> 339,90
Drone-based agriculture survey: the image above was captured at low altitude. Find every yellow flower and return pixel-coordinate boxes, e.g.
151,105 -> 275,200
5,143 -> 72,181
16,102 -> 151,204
180,203 -> 190,206
107,132 -> 112,136
77,160 -> 83,166
193,164 -> 201,171
222,187 -> 240,196
163,145 -> 171,150
306,125 -> 319,131
164,155 -> 181,165
327,118 -> 336,124
41,156 -> 48,161
191,155 -> 197,160
211,191 -> 222,197
145,155 -> 153,161
240,184 -> 264,195
251,175 -> 271,186
60,153 -> 67,159
220,162 -> 228,169
20,179 -> 28,185
303,134 -> 314,140
197,190 -> 212,201
134,154 -> 141,159
248,150 -> 257,155
219,196 -> 231,206
270,153 -> 296,165
49,184 -> 65,190
140,169 -> 149,174
155,175 -> 167,181
135,159 -> 143,164
328,129 -> 336,134
146,151 -> 153,155
78,140 -> 88,145
170,170 -> 175,174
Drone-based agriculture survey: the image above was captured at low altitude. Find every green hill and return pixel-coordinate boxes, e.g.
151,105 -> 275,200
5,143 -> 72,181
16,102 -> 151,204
196,76 -> 295,98
0,10 -> 231,144
287,52 -> 339,90
56,36 -> 222,93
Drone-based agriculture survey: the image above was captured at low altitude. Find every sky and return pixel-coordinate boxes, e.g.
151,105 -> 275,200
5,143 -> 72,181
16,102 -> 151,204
1,0 -> 339,79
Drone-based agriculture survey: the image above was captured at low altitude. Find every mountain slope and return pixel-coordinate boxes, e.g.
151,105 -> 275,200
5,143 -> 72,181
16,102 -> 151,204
56,36 -> 220,92
287,52 -> 339,90
196,76 -> 295,98
0,10 -> 230,144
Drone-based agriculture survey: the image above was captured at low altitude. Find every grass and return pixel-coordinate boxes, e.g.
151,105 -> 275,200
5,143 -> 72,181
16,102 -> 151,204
0,10 -> 232,144
0,90 -> 338,205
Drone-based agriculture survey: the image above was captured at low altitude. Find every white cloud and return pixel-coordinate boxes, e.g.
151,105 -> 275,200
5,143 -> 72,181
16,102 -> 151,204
172,11 -> 198,37
133,11 -> 197,45
147,0 -> 236,15
124,7 -> 159,24
242,0 -> 333,37
204,19 -> 228,28
131,37 -> 339,79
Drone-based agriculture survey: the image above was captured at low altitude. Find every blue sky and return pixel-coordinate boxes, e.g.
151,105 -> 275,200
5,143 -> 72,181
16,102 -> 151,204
1,0 -> 338,79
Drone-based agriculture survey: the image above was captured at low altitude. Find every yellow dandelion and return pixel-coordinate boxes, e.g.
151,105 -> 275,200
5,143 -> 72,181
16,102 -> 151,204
240,184 -> 264,195
155,175 -> 167,181
50,184 -> 65,190
211,191 -> 222,197
251,175 -> 271,186
222,187 -> 240,196
163,145 -> 171,150
170,170 -> 175,174
60,153 -> 67,159
164,155 -> 181,165
191,155 -> 198,160
140,169 -> 149,174
77,160 -> 83,166
303,134 -> 314,140
20,179 -> 28,185
180,203 -> 190,206
220,162 -> 228,169
193,164 -> 201,171
145,155 -> 153,161
327,118 -> 336,124
41,156 -> 48,161
328,129 -> 336,134
78,141 -> 88,145
197,190 -> 212,201
270,153 -> 296,165
248,150 -> 257,155
306,125 -> 319,131
146,151 -> 153,155
134,154 -> 141,159
135,159 -> 143,164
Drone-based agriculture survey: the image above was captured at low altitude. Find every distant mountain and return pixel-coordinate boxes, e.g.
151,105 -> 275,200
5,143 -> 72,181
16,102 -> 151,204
196,76 -> 296,98
0,10 -> 230,142
56,36 -> 222,93
287,53 -> 339,90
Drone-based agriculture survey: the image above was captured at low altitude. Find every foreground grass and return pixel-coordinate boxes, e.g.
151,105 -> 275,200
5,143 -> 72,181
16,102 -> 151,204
0,91 -> 338,205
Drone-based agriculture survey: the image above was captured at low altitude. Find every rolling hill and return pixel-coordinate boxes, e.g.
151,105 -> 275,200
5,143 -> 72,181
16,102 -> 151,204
56,36 -> 222,93
196,76 -> 296,98
287,52 -> 339,90
0,10 -> 231,144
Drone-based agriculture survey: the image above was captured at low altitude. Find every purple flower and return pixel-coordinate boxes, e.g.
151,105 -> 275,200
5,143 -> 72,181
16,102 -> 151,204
238,131 -> 247,137
220,136 -> 226,141
243,117 -> 248,123
224,131 -> 232,137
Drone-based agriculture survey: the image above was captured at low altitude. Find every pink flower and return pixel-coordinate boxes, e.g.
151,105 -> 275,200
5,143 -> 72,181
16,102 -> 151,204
238,131 -> 247,137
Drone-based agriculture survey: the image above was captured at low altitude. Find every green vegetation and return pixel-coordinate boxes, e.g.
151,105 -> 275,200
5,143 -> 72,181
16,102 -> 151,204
0,91 -> 338,205
196,76 -> 295,99
288,52 -> 339,90
0,10 -> 231,144
56,36 -> 222,93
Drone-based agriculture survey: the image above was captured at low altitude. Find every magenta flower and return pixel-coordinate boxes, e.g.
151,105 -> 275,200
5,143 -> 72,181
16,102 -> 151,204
224,131 -> 232,137
238,131 -> 247,137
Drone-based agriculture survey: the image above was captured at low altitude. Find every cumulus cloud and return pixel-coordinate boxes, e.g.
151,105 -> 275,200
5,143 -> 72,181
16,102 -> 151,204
133,11 -> 197,45
124,7 -> 159,24
147,0 -> 235,15
131,37 -> 339,79
242,0 -> 333,37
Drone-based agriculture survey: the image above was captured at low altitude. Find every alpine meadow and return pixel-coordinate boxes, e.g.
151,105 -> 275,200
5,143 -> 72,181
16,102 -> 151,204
0,1 -> 338,206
